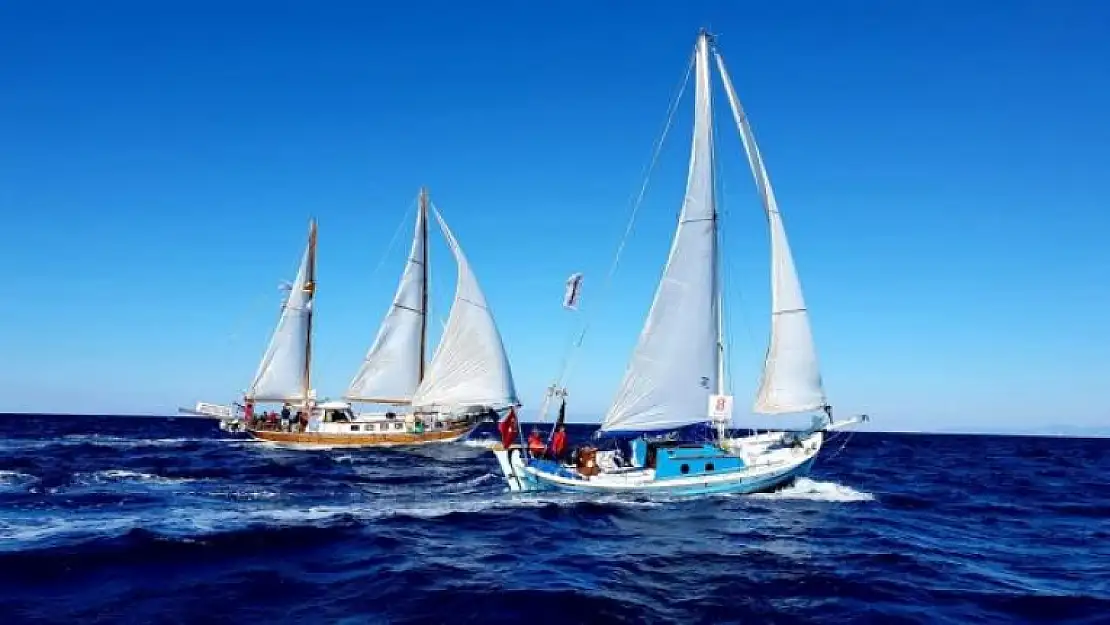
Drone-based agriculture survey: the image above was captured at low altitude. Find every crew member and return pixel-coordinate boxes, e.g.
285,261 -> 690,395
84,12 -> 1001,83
550,425 -> 568,461
527,429 -> 545,457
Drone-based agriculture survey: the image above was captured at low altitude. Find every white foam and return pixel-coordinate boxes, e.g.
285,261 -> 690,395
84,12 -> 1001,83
59,435 -> 212,448
0,515 -> 137,549
460,438 -> 499,449
74,469 -> 196,486
0,470 -> 38,491
749,477 -> 874,502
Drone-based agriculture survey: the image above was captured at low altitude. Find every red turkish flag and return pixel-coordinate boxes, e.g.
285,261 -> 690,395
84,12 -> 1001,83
498,407 -> 519,448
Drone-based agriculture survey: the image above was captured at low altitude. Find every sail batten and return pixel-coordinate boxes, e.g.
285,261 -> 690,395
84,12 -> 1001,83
410,207 -> 518,410
601,33 -> 719,433
247,221 -> 317,403
344,194 -> 429,403
713,51 -> 827,415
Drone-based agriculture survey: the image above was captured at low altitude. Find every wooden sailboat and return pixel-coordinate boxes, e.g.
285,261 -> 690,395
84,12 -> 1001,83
234,189 -> 518,448
493,30 -> 866,494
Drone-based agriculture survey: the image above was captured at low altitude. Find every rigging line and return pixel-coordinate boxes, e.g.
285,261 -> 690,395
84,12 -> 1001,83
424,200 -> 451,333
552,48 -> 697,393
823,428 -> 856,462
224,226 -> 313,359
711,47 -> 759,379
367,193 -> 420,283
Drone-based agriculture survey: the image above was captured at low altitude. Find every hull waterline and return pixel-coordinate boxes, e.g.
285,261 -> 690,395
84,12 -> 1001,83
247,424 -> 476,449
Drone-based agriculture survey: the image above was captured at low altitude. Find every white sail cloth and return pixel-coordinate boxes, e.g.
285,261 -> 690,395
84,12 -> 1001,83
601,33 -> 720,433
247,226 -> 315,402
410,209 -> 519,410
713,51 -> 827,414
345,203 -> 426,403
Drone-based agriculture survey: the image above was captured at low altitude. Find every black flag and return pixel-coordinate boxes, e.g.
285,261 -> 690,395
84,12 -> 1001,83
547,398 -> 567,446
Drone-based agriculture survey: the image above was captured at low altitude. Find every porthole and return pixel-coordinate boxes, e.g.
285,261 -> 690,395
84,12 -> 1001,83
680,464 -> 690,474
705,462 -> 715,471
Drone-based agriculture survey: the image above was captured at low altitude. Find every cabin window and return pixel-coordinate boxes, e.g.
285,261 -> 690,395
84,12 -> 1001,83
680,464 -> 690,475
705,462 -> 715,472
349,425 -> 359,432
394,423 -> 403,430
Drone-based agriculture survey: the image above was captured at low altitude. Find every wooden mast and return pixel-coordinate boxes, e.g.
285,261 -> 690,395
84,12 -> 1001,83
303,219 -> 318,405
417,188 -> 429,383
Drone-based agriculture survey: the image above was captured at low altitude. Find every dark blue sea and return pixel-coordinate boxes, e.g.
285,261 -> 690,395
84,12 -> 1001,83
0,414 -> 1107,624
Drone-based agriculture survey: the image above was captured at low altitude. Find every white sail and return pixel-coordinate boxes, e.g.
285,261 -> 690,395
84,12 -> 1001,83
247,222 -> 316,402
410,208 -> 518,410
713,51 -> 827,415
345,200 -> 426,403
601,33 -> 719,433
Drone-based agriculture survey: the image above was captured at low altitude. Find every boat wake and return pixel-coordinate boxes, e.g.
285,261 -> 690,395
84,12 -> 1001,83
459,437 -> 499,449
751,477 -> 874,502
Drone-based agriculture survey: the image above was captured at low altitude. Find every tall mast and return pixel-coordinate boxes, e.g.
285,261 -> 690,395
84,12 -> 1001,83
706,30 -> 725,399
418,188 -> 429,383
303,219 -> 318,403
702,29 -> 729,443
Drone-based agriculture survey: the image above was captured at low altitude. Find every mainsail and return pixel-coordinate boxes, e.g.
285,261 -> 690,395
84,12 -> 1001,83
410,208 -> 519,410
601,32 -> 720,433
247,220 -> 317,403
345,190 -> 429,403
713,51 -> 827,414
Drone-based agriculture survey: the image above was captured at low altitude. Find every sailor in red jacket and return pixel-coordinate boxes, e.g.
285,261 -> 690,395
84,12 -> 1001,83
550,425 -> 568,461
527,429 -> 545,457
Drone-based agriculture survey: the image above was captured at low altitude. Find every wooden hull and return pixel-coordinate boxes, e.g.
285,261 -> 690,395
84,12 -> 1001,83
246,424 -> 475,448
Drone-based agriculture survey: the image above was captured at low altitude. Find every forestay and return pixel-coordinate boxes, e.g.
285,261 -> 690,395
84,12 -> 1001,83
345,201 -> 427,403
247,222 -> 316,403
410,209 -> 518,410
601,34 -> 720,433
713,52 -> 827,415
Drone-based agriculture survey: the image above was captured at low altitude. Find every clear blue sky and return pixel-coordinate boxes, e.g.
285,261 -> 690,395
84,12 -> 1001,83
1,0 -> 1107,432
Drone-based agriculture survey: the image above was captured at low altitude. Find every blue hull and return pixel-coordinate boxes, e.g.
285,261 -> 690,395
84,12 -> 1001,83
520,456 -> 816,497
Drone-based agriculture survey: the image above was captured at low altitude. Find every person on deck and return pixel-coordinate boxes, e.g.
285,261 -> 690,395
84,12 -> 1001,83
527,429 -> 545,457
244,401 -> 254,425
280,403 -> 291,432
550,425 -> 568,461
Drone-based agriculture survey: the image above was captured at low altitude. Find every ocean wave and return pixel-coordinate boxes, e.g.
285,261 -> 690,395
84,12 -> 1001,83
0,469 -> 39,492
0,415 -> 1105,624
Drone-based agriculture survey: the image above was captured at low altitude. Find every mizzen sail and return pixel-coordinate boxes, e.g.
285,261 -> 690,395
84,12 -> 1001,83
714,51 -> 827,415
410,208 -> 518,410
601,33 -> 720,433
345,191 -> 428,404
247,220 -> 317,403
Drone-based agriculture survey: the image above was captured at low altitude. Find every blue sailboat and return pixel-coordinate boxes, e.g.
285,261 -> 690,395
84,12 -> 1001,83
492,30 -> 866,496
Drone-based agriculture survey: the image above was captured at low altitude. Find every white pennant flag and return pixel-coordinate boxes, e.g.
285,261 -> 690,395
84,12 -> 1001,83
563,273 -> 583,310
